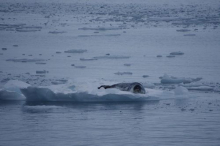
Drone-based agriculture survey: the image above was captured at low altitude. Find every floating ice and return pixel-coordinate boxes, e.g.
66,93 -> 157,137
0,80 -> 30,100
64,49 -> 87,53
16,26 -> 42,32
114,72 -> 132,75
176,29 -> 191,32
6,58 -> 46,63
78,34 -> 120,37
187,86 -> 213,91
78,27 -> 124,31
174,86 -> 189,95
0,79 -> 190,102
80,58 -> 97,61
36,70 -> 48,74
160,74 -> 202,84
49,31 -> 66,34
93,55 -> 130,59
170,51 -> 184,55
2,48 -> 7,50
157,55 -> 162,57
142,75 -> 149,78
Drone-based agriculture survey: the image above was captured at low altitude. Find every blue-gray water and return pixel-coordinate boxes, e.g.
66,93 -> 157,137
1,96 -> 220,146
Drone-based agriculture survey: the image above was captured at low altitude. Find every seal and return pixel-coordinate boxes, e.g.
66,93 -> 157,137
98,82 -> 146,94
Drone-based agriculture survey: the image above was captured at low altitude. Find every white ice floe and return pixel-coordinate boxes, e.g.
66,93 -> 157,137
187,86 -> 213,91
0,80 -> 30,100
0,80 -> 190,102
170,51 -> 184,55
64,49 -> 87,53
160,74 -> 202,84
174,86 -> 189,95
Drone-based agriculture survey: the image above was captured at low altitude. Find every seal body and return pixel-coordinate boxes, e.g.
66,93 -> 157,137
99,82 -> 146,94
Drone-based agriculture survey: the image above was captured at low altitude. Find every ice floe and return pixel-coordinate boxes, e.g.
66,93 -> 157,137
93,55 -> 130,60
160,74 -> 202,84
0,80 -> 30,100
170,51 -> 184,55
80,58 -> 97,61
64,49 -> 87,53
114,72 -> 132,75
6,58 -> 46,63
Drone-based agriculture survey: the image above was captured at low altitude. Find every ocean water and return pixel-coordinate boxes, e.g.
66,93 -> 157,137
0,0 -> 220,145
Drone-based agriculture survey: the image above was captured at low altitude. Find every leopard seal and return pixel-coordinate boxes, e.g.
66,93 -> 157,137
98,82 -> 146,94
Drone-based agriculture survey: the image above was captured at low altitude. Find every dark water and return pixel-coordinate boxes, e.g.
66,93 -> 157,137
1,97 -> 220,146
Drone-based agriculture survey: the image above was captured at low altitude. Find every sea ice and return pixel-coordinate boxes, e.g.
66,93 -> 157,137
176,29 -> 191,32
170,51 -> 184,55
142,75 -> 149,78
93,55 -> 130,59
36,70 -> 48,74
6,58 -> 46,63
80,58 -> 97,61
160,74 -> 202,84
0,80 -> 30,100
64,49 -> 87,53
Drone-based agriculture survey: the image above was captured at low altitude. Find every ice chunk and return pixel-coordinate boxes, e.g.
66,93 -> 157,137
187,86 -> 213,91
157,55 -> 162,57
170,51 -> 184,55
142,75 -> 149,78
160,74 -> 202,84
0,80 -> 30,100
93,55 -> 130,59
2,48 -> 7,50
6,58 -> 46,63
16,26 -> 42,32
176,29 -> 191,32
49,31 -> 66,34
80,58 -> 97,61
36,70 -> 48,74
174,86 -> 189,95
64,49 -> 87,53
